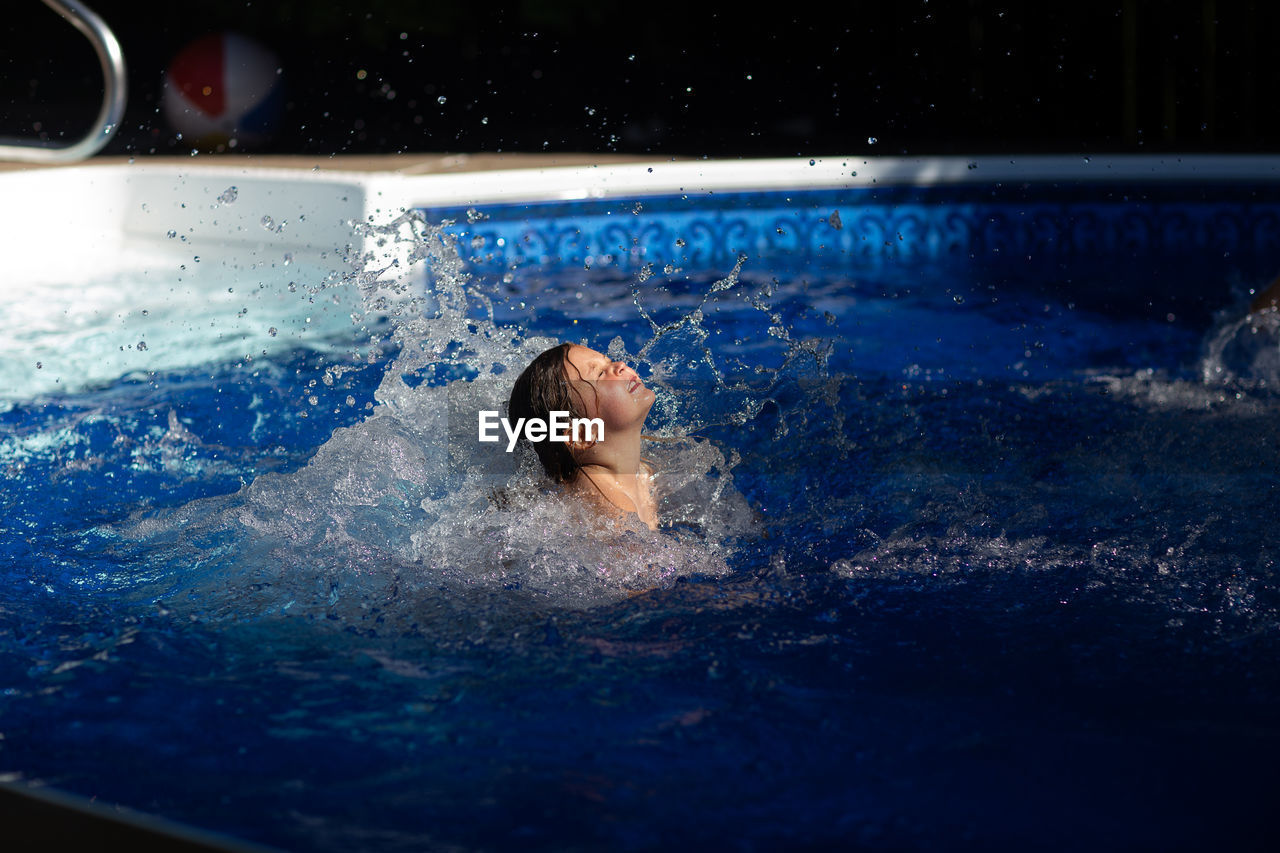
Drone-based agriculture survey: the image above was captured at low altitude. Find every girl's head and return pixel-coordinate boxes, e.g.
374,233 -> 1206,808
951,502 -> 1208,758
507,343 -> 581,482
507,343 -> 654,482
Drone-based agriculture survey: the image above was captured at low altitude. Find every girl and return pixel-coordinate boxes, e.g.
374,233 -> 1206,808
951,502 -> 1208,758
507,343 -> 659,530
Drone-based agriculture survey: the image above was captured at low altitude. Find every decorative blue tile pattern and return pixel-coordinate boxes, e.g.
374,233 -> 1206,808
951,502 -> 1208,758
417,183 -> 1280,319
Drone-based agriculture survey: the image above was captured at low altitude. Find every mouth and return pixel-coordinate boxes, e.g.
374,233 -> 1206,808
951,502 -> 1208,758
628,378 -> 641,393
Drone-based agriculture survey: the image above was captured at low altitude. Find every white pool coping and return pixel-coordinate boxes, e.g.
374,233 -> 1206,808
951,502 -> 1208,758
364,154 -> 1280,208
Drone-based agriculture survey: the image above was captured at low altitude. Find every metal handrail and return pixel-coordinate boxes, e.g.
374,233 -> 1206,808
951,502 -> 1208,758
0,0 -> 127,163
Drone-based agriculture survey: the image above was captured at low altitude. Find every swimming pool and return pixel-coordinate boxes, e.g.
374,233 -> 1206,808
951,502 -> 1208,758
2,156 -> 1279,850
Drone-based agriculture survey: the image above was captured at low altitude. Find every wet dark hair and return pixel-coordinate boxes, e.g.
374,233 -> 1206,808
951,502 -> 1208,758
507,343 -> 593,483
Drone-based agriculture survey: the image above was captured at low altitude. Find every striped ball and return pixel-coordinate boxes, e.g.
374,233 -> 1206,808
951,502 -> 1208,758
162,33 -> 283,149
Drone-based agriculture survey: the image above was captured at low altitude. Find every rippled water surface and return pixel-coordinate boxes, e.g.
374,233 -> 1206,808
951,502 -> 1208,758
2,213 -> 1279,851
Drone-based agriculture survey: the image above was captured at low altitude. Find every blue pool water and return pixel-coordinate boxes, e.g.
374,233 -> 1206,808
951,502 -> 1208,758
3,180 -> 1280,851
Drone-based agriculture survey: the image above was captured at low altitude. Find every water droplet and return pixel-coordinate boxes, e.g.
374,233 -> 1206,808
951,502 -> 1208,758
261,215 -> 276,231
867,136 -> 878,145
437,96 -> 447,105
217,186 -> 238,204
166,229 -> 177,239
137,340 -> 148,351
953,294 -> 965,304
268,327 -> 278,337
809,159 -> 816,166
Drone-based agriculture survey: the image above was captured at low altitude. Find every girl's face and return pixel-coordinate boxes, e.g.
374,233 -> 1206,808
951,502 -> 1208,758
563,345 -> 654,432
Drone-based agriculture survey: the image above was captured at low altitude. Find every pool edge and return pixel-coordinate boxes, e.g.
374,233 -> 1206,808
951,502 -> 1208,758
0,779 -> 282,853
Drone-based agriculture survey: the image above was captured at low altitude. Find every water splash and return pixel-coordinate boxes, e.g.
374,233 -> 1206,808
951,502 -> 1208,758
104,210 -> 778,618
1199,305 -> 1280,388
1094,290 -> 1280,413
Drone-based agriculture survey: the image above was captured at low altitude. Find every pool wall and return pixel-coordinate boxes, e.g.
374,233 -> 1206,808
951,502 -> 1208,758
8,155 -> 1280,326
403,156 -> 1280,323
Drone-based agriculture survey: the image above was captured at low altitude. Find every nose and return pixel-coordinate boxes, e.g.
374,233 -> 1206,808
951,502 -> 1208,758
610,361 -> 635,378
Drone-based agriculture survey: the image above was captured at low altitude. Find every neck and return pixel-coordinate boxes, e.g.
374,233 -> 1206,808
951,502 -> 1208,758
576,425 -> 643,478
571,426 -> 654,527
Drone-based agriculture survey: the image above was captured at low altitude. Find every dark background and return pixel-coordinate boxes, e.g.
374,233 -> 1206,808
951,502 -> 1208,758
2,0 -> 1277,158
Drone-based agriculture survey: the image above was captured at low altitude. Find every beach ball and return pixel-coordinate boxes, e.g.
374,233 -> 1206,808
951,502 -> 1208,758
162,32 -> 283,149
